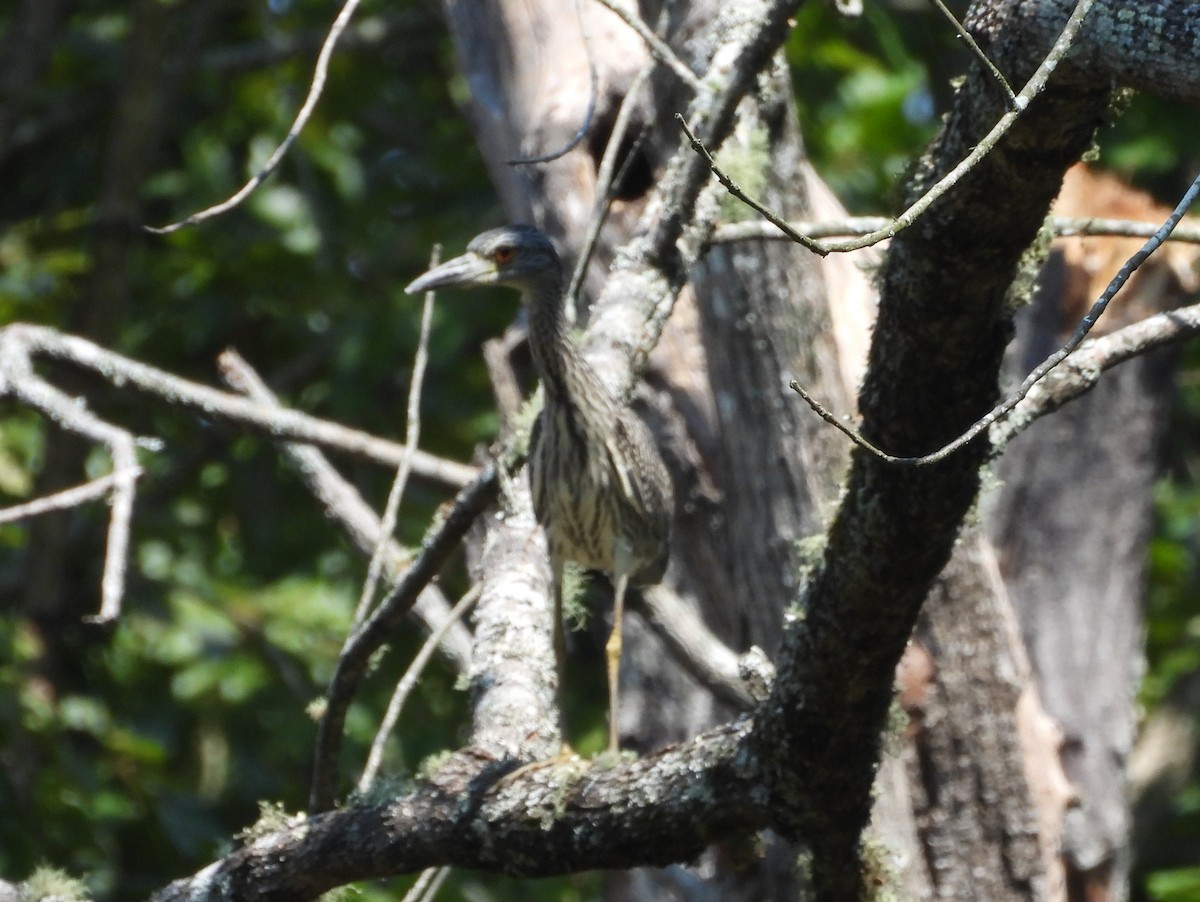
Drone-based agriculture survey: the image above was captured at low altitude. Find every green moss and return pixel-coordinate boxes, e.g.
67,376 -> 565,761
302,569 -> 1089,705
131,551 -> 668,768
714,124 -> 773,222
235,800 -> 305,843
18,867 -> 92,902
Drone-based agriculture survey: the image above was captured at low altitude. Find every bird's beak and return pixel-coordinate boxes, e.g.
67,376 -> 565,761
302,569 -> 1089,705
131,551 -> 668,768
404,252 -> 496,295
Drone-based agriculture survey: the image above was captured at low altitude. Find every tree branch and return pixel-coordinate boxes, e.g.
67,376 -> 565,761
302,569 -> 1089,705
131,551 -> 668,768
146,0 -> 366,233
712,214 -> 1200,246
354,247 -> 439,625
308,464 -> 499,813
754,0 -> 1116,892
591,0 -> 702,91
155,719 -> 763,902
0,329 -> 142,622
216,349 -> 473,673
0,473 -> 127,525
990,302 -> 1200,451
682,0 -> 1096,256
3,324 -> 476,489
787,170 -> 1200,465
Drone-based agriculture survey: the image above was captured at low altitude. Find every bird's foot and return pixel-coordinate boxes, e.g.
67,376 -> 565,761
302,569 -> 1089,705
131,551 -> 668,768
496,744 -> 586,787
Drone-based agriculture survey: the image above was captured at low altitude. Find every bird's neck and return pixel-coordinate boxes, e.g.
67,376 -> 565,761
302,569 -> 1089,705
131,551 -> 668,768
523,276 -> 595,401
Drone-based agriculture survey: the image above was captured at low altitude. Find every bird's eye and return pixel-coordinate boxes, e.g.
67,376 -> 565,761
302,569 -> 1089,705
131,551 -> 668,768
493,246 -> 514,264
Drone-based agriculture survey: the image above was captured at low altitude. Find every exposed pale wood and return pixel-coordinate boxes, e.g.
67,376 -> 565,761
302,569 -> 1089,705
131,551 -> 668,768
987,165 -> 1199,899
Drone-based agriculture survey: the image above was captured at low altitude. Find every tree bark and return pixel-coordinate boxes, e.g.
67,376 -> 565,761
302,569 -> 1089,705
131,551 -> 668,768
756,3 -> 1113,896
987,167 -> 1196,901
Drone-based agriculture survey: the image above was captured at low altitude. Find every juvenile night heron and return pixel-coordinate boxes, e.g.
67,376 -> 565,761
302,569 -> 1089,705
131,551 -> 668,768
406,225 -> 673,752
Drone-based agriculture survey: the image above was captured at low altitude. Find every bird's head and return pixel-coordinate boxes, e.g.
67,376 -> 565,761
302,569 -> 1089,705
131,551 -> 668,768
405,225 -> 561,296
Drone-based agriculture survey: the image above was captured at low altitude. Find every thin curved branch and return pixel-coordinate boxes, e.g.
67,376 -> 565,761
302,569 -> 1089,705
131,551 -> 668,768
145,0 -> 365,234
591,0 -> 701,91
355,247 -> 439,625
928,0 -> 1017,106
712,214 -> 1200,246
217,349 -> 473,673
308,463 -> 500,814
566,62 -> 654,307
789,170 -> 1200,465
358,585 -> 481,795
684,0 -> 1096,256
989,302 -> 1200,452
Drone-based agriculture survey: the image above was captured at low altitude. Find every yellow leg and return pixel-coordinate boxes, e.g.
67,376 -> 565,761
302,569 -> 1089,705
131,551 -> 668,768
606,556 -> 631,754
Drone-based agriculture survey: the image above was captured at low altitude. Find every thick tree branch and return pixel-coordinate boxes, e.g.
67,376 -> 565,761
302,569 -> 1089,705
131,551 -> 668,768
581,0 -> 809,389
155,719 -> 763,902
635,585 -> 755,711
1018,0 -> 1200,104
754,1 -> 1115,894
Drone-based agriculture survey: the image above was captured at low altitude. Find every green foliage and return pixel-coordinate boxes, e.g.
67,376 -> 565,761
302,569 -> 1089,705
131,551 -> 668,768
1148,866 -> 1200,902
0,2 -> 492,897
786,2 -> 950,211
1144,480 -> 1200,709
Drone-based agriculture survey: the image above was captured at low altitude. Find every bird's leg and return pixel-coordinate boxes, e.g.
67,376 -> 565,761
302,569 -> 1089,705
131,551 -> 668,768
606,542 -> 634,754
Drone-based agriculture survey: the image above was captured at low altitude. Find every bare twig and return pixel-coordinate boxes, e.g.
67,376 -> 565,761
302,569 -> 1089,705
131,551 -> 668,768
358,585 -> 482,795
0,473 -> 128,525
145,0 -> 364,234
309,463 -> 500,814
567,62 -> 654,307
711,216 -> 892,243
355,247 -> 439,626
683,0 -> 1096,256
591,0 -> 701,92
1047,215 -> 1200,243
0,332 -> 142,622
416,867 -> 451,902
217,349 -> 473,673
990,301 -> 1200,452
509,0 -> 597,165
712,215 -> 1200,246
927,0 -> 1017,107
790,170 -> 1200,465
400,867 -> 450,902
3,324 -> 475,488
677,115 -> 829,255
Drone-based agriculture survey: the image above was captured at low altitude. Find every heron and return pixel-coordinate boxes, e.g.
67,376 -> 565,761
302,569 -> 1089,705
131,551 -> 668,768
406,224 -> 673,753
